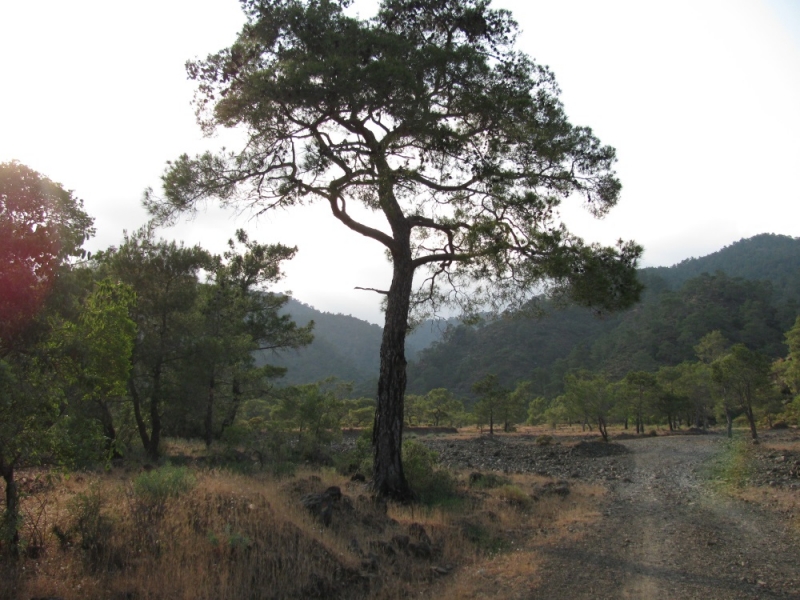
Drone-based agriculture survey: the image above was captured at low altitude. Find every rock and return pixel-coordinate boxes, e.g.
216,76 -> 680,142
361,553 -> 379,571
432,565 -> 453,576
391,534 -> 410,551
369,540 -> 396,557
300,486 -> 344,526
408,522 -> 432,546
408,541 -> 433,560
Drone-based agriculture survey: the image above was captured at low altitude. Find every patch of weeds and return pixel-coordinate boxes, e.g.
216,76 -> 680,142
403,439 -> 459,506
535,435 -> 554,446
710,438 -> 752,489
66,485 -> 114,567
460,521 -> 511,555
496,484 -> 532,509
468,472 -> 510,489
130,465 -> 197,552
133,465 -> 196,507
334,428 -> 372,476
207,524 -> 253,558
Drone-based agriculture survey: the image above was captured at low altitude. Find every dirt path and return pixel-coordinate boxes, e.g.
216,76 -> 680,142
526,436 -> 800,599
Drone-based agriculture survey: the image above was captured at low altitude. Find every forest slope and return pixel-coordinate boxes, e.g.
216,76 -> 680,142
406,234 -> 800,398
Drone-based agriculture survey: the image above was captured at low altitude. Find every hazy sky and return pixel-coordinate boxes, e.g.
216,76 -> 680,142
2,0 -> 799,324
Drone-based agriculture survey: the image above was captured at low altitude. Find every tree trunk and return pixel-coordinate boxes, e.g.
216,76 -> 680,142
129,378 -> 150,450
97,400 -> 120,458
205,372 -> 215,447
372,253 -> 414,502
147,361 -> 163,462
219,377 -> 242,436
745,405 -> 758,440
598,416 -> 609,442
0,459 -> 19,554
725,407 -> 733,438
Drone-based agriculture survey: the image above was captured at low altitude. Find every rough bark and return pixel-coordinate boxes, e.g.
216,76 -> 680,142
372,252 -> 414,502
0,459 -> 19,553
97,400 -> 120,458
147,360 -> 163,461
205,372 -> 215,447
129,379 -> 150,450
725,408 -> 734,439
745,405 -> 758,440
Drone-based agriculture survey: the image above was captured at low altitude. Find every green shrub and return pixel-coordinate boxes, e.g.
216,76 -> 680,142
67,485 -> 113,565
496,484 -> 531,508
468,472 -> 510,489
133,465 -> 196,516
402,439 -> 458,506
334,427 -> 373,476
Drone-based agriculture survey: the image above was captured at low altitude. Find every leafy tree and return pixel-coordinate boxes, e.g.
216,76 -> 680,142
712,344 -> 773,440
270,379 -> 349,454
343,397 -> 376,427
194,230 -> 313,446
0,161 -> 94,351
562,372 -> 614,441
99,225 -> 211,460
148,0 -> 642,499
57,279 -> 137,455
526,394 -> 549,426
672,361 -> 714,429
780,316 -> 800,396
0,162 -> 95,552
423,388 -> 463,427
403,394 -> 427,427
621,371 -> 657,434
501,380 -> 533,431
654,366 -> 691,431
472,374 -> 508,435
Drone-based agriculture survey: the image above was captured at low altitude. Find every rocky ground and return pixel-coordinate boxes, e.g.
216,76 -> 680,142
416,429 -> 800,599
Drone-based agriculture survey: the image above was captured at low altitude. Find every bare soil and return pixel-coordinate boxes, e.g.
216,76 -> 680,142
335,428 -> 800,598
430,431 -> 800,599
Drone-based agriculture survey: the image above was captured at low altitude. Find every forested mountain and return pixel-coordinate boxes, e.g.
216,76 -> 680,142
406,234 -> 800,399
639,233 -> 800,299
258,235 -> 799,398
259,299 -> 454,393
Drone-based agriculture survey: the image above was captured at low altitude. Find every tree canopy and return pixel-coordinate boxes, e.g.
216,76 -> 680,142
148,0 -> 642,499
0,161 -> 94,347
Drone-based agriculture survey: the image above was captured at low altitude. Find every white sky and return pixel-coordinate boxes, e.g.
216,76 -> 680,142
2,0 -> 799,325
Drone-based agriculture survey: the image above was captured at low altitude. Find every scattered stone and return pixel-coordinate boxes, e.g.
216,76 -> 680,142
432,564 -> 453,576
407,541 -> 433,560
301,486 -> 344,526
391,534 -> 410,551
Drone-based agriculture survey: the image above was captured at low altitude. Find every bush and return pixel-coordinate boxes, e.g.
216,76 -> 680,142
402,439 -> 458,506
67,486 -> 113,566
133,465 -> 196,505
496,484 -> 532,508
334,427 -> 373,476
468,472 -> 510,489
535,435 -> 554,446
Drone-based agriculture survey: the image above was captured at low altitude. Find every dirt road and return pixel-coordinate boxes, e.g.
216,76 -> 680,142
526,436 -> 800,599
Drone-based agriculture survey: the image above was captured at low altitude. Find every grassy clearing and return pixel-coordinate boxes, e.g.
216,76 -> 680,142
710,437 -> 753,490
1,439 -> 606,600
707,431 -> 800,532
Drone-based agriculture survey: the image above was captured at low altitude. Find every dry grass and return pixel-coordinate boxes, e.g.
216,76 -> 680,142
727,432 -> 800,532
2,449 -> 607,600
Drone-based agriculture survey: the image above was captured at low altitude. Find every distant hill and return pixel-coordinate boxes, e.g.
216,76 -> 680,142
640,233 -> 800,298
406,234 -> 800,399
258,299 -> 455,394
260,234 -> 800,398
